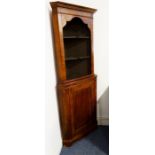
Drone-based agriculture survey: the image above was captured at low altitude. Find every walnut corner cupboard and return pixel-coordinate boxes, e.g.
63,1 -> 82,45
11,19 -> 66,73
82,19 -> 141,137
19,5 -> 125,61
50,1 -> 97,146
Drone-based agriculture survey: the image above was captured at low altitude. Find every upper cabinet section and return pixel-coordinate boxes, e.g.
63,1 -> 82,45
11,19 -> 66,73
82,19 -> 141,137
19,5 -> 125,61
63,17 -> 91,80
50,2 -> 96,82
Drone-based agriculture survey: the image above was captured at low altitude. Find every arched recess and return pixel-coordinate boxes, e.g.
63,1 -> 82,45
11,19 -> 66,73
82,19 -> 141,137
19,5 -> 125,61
63,17 -> 92,80
63,17 -> 91,36
61,16 -> 92,30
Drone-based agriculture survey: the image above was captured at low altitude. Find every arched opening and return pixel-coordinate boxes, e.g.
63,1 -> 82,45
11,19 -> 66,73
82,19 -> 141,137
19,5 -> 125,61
63,17 -> 91,80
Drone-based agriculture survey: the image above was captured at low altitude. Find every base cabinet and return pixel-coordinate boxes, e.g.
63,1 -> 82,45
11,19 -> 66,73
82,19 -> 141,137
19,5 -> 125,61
57,76 -> 97,146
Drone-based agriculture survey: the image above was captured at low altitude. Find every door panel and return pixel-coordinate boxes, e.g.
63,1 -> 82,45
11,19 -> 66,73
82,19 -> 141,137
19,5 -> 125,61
57,75 -> 97,146
70,80 -> 96,134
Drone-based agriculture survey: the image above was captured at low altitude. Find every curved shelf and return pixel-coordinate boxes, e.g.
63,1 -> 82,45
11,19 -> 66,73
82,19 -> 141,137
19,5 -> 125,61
65,56 -> 90,61
64,36 -> 90,39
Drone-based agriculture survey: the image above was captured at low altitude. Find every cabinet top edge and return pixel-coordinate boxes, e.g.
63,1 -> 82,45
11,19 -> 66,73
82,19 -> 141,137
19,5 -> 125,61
57,74 -> 97,86
50,1 -> 97,13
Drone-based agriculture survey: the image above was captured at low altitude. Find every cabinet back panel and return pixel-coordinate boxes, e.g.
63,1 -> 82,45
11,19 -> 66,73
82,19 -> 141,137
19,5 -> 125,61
66,59 -> 91,79
64,39 -> 91,58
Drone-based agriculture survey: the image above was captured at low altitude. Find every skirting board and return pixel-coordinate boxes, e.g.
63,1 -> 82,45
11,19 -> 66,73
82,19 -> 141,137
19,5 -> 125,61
97,117 -> 109,125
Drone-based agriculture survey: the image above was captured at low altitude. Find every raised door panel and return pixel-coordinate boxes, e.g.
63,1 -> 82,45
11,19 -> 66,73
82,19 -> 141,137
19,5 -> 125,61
70,79 -> 96,134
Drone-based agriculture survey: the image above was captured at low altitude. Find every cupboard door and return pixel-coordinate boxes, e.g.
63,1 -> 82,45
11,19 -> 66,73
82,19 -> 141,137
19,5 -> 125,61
70,79 -> 96,134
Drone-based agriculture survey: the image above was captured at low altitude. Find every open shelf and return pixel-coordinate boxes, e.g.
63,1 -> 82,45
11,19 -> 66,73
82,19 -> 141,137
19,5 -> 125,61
64,39 -> 91,59
64,36 -> 89,39
63,17 -> 91,80
66,59 -> 91,80
65,56 -> 90,61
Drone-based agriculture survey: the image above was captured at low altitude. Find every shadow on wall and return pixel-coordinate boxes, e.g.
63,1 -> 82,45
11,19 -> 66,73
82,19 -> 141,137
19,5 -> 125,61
97,87 -> 109,125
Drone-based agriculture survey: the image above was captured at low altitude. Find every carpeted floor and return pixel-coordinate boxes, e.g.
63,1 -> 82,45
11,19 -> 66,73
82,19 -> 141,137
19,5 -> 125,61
60,126 -> 109,155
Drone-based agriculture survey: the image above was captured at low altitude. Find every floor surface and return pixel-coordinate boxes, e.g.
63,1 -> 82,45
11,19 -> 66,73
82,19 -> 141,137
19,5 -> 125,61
60,126 -> 109,155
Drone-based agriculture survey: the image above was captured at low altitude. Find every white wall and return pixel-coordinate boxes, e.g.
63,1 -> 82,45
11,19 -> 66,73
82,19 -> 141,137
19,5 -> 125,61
46,3 -> 62,155
46,0 -> 109,155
